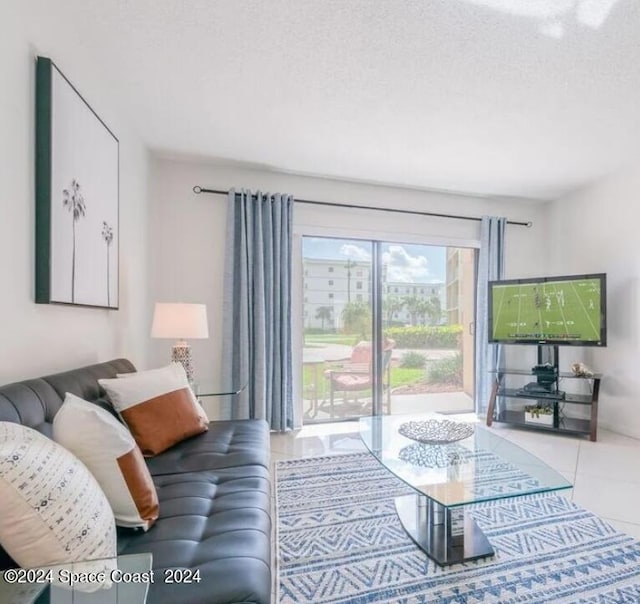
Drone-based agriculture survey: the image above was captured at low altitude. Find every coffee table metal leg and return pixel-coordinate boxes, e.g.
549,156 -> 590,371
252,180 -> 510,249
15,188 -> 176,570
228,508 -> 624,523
395,494 -> 494,566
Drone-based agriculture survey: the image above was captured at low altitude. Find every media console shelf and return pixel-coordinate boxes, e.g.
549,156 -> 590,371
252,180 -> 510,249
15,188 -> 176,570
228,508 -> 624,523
486,367 -> 601,441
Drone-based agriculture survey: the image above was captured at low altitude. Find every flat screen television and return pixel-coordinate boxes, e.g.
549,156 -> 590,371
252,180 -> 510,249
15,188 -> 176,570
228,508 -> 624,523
488,273 -> 606,346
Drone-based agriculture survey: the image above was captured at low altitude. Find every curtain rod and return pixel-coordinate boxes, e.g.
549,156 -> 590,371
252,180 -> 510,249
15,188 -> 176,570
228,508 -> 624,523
192,186 -> 533,227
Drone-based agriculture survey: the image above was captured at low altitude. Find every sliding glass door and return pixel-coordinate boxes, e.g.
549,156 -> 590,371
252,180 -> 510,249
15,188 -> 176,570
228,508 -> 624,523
380,243 -> 476,416
301,236 -> 475,423
301,238 -> 373,421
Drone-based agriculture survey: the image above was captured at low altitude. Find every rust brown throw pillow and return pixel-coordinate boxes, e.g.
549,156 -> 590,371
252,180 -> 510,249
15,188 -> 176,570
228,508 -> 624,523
99,364 -> 208,456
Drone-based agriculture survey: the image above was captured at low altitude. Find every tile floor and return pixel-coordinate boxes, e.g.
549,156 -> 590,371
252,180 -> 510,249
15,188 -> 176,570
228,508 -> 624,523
270,418 -> 640,541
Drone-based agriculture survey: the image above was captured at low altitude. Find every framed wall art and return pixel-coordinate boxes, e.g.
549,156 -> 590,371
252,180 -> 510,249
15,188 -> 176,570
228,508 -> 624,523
35,56 -> 119,309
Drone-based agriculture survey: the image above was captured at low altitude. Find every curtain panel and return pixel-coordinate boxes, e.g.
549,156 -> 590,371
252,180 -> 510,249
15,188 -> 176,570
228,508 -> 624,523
222,189 -> 294,431
474,215 -> 506,416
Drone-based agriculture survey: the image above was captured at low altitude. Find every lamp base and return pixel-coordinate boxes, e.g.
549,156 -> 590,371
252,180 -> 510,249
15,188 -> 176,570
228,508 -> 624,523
171,341 -> 194,383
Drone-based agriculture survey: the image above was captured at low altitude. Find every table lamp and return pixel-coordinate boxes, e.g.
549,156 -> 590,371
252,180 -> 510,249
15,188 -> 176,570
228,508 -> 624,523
151,303 -> 209,383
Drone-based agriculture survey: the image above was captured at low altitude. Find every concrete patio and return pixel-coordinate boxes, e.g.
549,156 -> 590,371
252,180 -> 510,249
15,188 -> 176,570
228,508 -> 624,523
302,343 -> 470,423
302,390 -> 474,423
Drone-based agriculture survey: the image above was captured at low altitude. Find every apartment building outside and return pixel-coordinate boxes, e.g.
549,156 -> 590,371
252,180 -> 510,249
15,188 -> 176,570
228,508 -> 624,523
303,258 -> 445,330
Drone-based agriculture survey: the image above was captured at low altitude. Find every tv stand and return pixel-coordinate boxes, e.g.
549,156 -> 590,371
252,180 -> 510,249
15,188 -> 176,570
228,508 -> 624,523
486,345 -> 601,441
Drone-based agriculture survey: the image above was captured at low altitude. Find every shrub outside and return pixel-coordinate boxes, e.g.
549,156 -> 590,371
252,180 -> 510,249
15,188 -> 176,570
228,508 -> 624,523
384,325 -> 462,349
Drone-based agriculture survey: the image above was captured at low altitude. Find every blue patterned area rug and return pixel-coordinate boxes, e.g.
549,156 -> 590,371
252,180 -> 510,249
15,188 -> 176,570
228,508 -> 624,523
275,453 -> 640,603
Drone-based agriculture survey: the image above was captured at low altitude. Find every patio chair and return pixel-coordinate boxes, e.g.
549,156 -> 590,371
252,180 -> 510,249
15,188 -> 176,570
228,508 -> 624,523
324,338 -> 395,417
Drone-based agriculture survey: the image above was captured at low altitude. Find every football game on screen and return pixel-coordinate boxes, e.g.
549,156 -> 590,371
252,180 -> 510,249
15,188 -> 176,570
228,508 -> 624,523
491,278 -> 602,343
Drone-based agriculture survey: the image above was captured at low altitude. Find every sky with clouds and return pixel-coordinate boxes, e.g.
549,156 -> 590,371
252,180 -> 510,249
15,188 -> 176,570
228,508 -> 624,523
303,237 -> 448,283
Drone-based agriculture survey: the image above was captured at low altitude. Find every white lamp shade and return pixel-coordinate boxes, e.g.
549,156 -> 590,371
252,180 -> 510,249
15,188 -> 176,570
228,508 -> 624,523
151,303 -> 209,339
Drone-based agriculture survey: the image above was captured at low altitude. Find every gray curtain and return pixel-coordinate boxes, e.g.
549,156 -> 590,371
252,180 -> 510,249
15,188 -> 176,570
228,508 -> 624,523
222,188 -> 294,431
474,215 -> 506,416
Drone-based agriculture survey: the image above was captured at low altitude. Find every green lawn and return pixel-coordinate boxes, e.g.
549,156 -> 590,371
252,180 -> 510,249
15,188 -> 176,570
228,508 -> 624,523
389,367 -> 425,388
304,333 -> 361,347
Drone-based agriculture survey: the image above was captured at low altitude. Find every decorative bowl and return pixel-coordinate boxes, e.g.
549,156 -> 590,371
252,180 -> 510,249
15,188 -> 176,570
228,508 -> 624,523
398,419 -> 474,444
399,443 -> 470,468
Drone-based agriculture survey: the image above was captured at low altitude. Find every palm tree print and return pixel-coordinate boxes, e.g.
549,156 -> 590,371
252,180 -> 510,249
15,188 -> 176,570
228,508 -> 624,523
101,221 -> 114,307
62,179 -> 86,303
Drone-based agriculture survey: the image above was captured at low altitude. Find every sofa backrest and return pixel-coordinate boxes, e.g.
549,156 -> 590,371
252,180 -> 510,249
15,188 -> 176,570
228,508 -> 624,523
0,358 -> 135,437
0,358 -> 135,570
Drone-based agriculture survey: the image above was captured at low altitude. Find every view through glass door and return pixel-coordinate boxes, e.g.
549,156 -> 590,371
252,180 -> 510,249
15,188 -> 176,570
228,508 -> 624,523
301,236 -> 475,423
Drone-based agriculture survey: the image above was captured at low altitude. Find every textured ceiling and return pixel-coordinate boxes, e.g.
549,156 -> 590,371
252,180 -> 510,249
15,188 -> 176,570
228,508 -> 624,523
42,0 -> 640,199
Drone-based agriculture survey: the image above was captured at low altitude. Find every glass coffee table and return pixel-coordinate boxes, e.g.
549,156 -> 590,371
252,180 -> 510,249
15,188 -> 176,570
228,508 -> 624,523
0,553 -> 152,603
360,414 -> 571,566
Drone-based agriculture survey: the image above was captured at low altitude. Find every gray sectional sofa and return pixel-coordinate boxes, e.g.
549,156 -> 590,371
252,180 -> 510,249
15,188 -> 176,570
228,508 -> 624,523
0,359 -> 272,604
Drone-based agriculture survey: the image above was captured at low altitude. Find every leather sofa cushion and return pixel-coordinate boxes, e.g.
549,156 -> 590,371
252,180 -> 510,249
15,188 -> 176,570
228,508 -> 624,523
0,380 -> 63,438
146,419 -> 270,476
0,360 -> 135,439
44,359 -> 136,402
117,465 -> 271,604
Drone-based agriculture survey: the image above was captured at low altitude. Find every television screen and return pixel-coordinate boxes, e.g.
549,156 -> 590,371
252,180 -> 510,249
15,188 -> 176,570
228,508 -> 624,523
488,273 -> 606,346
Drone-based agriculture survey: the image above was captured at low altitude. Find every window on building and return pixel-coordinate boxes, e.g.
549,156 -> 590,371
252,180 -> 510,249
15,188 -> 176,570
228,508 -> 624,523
328,280 -> 334,286
328,267 -> 334,273
328,293 -> 334,299
356,282 -> 363,290
356,294 -> 363,302
356,271 -> 363,277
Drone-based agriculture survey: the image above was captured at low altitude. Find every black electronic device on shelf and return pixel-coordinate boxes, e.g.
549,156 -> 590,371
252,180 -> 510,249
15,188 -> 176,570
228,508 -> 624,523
532,362 -> 557,375
517,382 -> 565,399
531,362 -> 558,387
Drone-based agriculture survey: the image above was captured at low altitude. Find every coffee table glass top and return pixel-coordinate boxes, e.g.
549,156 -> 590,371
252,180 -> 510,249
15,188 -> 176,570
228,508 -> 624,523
360,414 -> 572,508
0,553 -> 152,604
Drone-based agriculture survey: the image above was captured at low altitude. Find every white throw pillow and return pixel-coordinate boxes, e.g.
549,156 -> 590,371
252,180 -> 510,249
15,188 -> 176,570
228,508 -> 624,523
116,364 -> 209,425
99,363 -> 208,456
0,422 -> 116,569
53,393 -> 159,530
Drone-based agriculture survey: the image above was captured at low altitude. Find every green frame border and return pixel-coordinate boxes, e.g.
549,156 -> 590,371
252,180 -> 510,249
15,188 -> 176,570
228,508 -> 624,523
35,56 -> 52,304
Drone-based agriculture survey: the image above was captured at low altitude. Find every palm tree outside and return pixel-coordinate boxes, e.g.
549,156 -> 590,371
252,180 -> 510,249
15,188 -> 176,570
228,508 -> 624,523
403,295 -> 423,326
382,294 -> 405,325
62,179 -> 86,303
341,302 -> 371,340
404,295 -> 442,326
426,296 -> 443,325
344,259 -> 356,303
101,221 -> 114,307
315,306 -> 333,331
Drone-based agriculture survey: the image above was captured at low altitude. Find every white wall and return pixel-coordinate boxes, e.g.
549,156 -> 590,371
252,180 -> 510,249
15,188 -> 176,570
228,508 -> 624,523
149,156 -> 549,418
548,167 -> 640,439
0,3 -> 150,383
